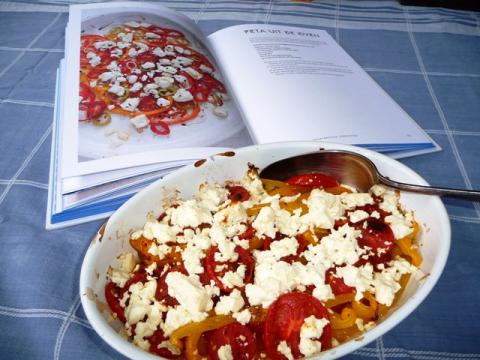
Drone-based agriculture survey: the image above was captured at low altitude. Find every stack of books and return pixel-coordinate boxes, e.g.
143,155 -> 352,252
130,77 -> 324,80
47,2 -> 439,229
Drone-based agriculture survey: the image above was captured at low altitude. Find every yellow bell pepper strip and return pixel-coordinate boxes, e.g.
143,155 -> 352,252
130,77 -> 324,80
261,178 -> 310,196
169,315 -> 235,356
377,273 -> 411,319
352,292 -> 377,321
184,332 -> 202,360
246,203 -> 269,217
248,235 -> 264,251
330,307 -> 357,329
325,293 -> 355,309
332,325 -> 362,343
324,186 -> 353,195
396,222 -> 422,267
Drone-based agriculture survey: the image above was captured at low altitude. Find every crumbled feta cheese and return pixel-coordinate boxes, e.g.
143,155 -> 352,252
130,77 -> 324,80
134,42 -> 149,54
154,76 -> 174,89
213,107 -> 228,118
220,265 -> 246,289
217,345 -> 233,360
142,62 -> 156,70
153,47 -> 166,57
89,56 -> 101,67
108,84 -> 125,97
125,21 -> 141,28
252,206 -> 276,238
118,32 -> 133,43
199,64 -> 213,74
349,210 -> 369,223
277,341 -> 294,360
233,308 -> 251,324
128,47 -> 138,57
99,71 -> 115,82
143,83 -> 159,96
129,114 -> 149,130
173,88 -> 193,102
215,289 -> 245,315
166,272 -> 213,314
130,82 -> 143,92
157,97 -> 171,107
158,58 -> 171,65
94,40 -> 116,50
110,48 -> 123,58
173,74 -> 188,86
163,66 -> 178,75
299,315 -> 329,356
385,213 -> 413,239
145,32 -> 161,39
128,75 -> 138,84
301,189 -> 344,229
184,67 -> 203,79
120,97 -> 140,112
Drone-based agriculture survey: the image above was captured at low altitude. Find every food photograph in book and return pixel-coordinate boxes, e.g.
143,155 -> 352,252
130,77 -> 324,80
78,11 -> 242,161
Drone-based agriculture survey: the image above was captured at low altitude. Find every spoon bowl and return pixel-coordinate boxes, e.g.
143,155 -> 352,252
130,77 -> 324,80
260,150 -> 480,201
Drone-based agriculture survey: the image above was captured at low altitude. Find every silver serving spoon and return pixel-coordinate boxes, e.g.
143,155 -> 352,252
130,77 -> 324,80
259,150 -> 480,201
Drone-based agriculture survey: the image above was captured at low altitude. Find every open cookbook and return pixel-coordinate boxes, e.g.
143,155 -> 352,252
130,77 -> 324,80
46,2 -> 440,229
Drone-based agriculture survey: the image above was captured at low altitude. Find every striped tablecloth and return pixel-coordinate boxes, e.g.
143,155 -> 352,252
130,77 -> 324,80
0,1 -> 479,359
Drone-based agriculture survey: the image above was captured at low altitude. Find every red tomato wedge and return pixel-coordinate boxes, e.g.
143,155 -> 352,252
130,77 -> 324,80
286,173 -> 339,188
264,292 -> 332,359
325,268 -> 355,296
148,329 -> 180,358
204,245 -> 254,292
208,322 -> 256,360
227,185 -> 251,203
358,219 -> 395,254
104,282 -> 126,323
155,266 -> 187,306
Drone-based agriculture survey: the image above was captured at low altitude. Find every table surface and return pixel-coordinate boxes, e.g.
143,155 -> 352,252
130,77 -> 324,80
1,0 -> 479,359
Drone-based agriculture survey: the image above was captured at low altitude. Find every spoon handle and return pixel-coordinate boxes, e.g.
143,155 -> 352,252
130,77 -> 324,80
379,176 -> 480,201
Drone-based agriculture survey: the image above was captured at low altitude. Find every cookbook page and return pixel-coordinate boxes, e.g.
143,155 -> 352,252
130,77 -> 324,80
60,2 -> 249,178
207,24 -> 437,151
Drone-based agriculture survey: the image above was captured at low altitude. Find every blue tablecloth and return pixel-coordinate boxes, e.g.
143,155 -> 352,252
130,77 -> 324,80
1,0 -> 479,359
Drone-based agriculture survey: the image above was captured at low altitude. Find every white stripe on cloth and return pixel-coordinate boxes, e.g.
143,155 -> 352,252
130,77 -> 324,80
356,346 -> 480,359
450,215 -> 480,224
364,68 -> 480,78
426,129 -> 480,137
0,46 -> 63,53
0,98 -> 54,108
0,12 -> 62,79
0,305 -> 92,329
54,296 -> 82,360
0,124 -> 52,207
0,179 -> 48,189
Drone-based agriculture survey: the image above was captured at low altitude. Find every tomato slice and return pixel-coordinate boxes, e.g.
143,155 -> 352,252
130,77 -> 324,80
201,73 -> 226,93
150,121 -> 170,135
136,51 -> 158,64
286,173 -> 339,188
86,100 -> 107,120
138,95 -> 158,112
148,329 -> 180,358
154,265 -> 186,307
227,185 -> 250,203
79,82 -> 96,103
358,219 -> 395,255
208,322 -> 256,360
120,270 -> 148,297
325,268 -> 355,296
204,245 -> 254,292
104,282 -> 126,323
264,292 -> 331,359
